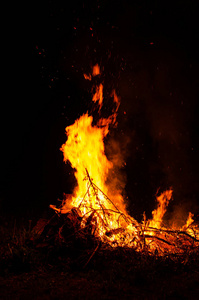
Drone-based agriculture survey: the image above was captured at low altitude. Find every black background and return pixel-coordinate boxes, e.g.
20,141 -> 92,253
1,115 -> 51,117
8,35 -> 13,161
1,0 -> 199,223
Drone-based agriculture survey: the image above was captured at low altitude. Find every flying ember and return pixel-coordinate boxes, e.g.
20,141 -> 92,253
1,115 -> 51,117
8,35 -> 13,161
51,64 -> 199,255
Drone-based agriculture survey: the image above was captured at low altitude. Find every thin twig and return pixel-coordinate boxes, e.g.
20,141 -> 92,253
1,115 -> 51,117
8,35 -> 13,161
85,168 -> 109,225
144,234 -> 174,246
83,242 -> 101,268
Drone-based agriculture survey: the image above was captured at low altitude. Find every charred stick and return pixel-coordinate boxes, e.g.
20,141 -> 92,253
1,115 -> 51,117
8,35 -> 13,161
177,231 -> 199,242
146,227 -> 199,243
144,234 -> 174,246
83,242 -> 101,268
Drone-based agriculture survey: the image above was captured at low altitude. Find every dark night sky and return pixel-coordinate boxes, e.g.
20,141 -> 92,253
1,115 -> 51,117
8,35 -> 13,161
1,0 -> 199,222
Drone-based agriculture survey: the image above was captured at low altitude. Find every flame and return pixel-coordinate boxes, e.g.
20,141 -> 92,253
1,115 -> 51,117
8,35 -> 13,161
84,64 -> 103,110
83,64 -> 100,80
61,65 -> 127,218
83,74 -> 92,81
149,189 -> 173,229
92,64 -> 100,76
61,113 -> 112,204
84,63 -> 100,80
92,83 -> 103,110
186,212 -> 194,227
182,212 -> 195,234
52,64 -> 199,254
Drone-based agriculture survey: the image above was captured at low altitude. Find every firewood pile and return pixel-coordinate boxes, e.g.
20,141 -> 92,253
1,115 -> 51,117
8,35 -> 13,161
33,171 -> 199,265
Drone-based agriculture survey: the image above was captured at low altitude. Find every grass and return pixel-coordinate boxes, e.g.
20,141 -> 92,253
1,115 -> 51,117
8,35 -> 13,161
0,218 -> 41,275
0,215 -> 199,299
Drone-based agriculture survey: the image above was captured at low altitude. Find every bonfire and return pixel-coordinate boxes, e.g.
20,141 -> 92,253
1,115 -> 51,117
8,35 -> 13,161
49,64 -> 199,258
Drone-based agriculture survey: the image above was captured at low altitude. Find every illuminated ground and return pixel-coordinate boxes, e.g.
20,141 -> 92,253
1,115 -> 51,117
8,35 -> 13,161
0,216 -> 199,300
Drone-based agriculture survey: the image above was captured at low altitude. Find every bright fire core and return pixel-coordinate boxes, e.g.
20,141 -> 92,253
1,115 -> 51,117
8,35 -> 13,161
52,64 -> 199,255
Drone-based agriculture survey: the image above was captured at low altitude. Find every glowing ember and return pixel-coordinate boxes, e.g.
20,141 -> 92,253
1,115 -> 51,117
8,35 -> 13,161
51,64 -> 199,255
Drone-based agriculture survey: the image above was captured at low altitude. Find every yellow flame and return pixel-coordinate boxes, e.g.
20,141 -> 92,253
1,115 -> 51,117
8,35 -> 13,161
61,113 -> 112,204
53,64 -> 199,253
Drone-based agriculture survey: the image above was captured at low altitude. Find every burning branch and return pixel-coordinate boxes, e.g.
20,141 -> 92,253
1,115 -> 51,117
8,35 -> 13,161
49,168 -> 199,257
47,64 -> 199,260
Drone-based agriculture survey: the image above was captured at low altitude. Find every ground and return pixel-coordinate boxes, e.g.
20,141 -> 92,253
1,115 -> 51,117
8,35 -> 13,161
1,265 -> 199,299
0,216 -> 199,299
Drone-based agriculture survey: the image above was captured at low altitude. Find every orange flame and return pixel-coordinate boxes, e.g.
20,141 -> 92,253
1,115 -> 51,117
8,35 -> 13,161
92,83 -> 103,110
83,74 -> 92,81
84,63 -> 100,80
149,189 -> 173,228
92,64 -> 100,76
182,212 -> 194,231
51,64 -> 199,254
186,212 -> 194,227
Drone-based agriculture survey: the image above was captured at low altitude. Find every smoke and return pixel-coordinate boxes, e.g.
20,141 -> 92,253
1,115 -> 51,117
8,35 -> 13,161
71,40 -> 199,221
105,131 -> 131,209
145,61 -> 198,215
116,46 -> 199,220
